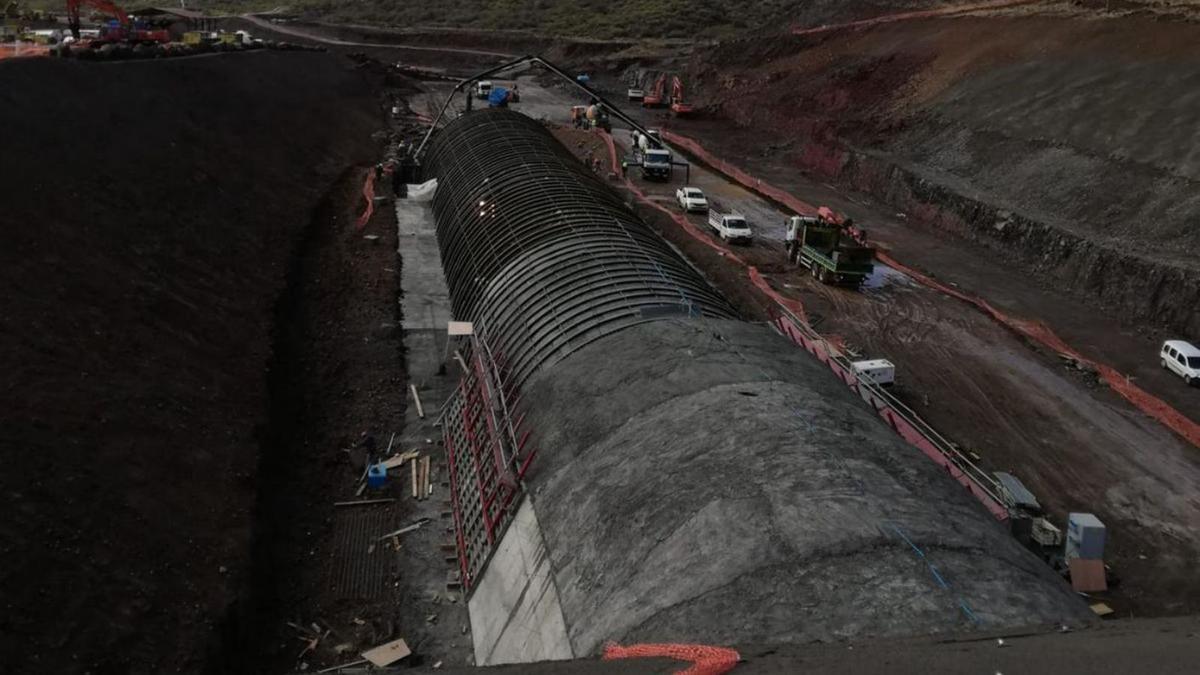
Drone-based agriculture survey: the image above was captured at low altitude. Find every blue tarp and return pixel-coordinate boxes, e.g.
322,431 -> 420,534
488,87 -> 510,107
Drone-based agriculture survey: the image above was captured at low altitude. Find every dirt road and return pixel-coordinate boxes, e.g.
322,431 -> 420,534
240,14 -> 516,58
408,77 -> 1200,616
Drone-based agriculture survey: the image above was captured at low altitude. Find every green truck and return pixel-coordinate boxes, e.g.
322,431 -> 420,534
785,215 -> 875,286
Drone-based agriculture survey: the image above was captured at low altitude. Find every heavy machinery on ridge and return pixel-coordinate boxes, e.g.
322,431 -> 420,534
65,0 -> 168,44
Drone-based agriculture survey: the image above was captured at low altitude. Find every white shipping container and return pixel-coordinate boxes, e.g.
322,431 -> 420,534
852,359 -> 895,387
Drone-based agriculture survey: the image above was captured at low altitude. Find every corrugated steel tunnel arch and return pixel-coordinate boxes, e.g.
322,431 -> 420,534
426,110 -> 736,387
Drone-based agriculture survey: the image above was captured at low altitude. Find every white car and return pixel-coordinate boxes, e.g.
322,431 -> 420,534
1161,340 -> 1200,386
676,186 -> 709,212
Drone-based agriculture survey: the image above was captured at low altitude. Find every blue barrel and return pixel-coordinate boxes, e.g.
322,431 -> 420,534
367,463 -> 387,488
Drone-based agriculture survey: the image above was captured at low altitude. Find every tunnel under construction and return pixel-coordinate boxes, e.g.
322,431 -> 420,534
421,109 -> 1090,665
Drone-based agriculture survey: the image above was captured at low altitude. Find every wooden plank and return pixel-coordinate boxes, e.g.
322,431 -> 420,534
380,450 -> 419,471
361,637 -> 411,667
411,457 -> 419,499
410,384 -> 426,418
334,498 -> 395,507
427,451 -> 436,499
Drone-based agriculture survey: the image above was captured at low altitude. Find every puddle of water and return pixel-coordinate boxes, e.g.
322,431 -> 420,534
862,263 -> 912,290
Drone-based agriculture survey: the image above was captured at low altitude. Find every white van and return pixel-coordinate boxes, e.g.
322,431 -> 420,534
1160,340 -> 1200,386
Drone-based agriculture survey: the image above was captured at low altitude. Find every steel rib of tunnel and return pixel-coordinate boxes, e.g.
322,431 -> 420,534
427,110 -> 736,388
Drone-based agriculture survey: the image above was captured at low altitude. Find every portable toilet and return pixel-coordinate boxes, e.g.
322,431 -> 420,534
1066,512 -> 1106,560
367,463 -> 387,489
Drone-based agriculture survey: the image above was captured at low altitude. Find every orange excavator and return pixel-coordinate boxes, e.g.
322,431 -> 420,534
669,75 -> 694,116
642,73 -> 667,108
66,0 -> 168,43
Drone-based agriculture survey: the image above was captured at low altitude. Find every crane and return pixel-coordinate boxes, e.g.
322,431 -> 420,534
65,0 -> 167,43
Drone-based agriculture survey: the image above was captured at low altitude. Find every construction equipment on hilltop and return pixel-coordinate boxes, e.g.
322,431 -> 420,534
785,209 -> 875,286
669,76 -> 695,116
487,86 -> 514,108
416,55 -> 674,173
642,73 -> 667,108
65,0 -> 168,43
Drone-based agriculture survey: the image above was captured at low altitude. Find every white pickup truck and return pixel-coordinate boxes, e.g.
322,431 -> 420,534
707,210 -> 753,244
474,80 -> 493,99
676,186 -> 709,212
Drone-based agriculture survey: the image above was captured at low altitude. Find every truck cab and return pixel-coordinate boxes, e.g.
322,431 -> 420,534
640,148 -> 672,180
475,80 -> 493,99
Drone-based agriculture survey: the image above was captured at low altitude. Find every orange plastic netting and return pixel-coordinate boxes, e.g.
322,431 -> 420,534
603,642 -> 740,675
356,169 -> 377,229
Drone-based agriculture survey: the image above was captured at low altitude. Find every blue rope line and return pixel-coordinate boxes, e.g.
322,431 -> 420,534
890,524 -> 980,625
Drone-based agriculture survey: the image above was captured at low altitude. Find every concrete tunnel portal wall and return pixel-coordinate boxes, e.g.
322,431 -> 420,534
424,109 -> 1091,664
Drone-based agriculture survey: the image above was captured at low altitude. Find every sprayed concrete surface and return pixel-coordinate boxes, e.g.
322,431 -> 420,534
468,498 -> 574,666
513,318 -> 1090,656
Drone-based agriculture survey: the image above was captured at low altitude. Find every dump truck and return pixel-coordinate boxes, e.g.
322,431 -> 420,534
635,147 -> 672,181
785,214 -> 875,285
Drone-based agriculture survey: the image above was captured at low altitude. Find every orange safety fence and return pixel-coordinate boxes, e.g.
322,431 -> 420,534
603,642 -> 740,675
356,169 -> 377,229
656,129 -> 1200,450
0,44 -> 51,60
